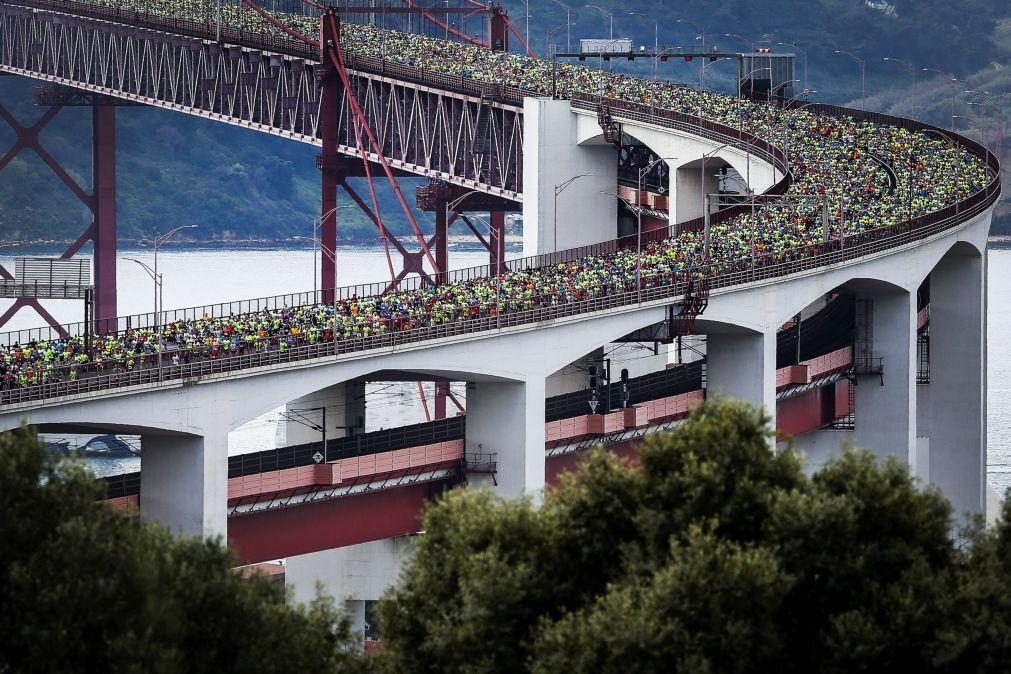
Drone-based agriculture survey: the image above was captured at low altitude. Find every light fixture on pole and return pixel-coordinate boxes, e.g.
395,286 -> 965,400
520,0 -> 530,54
310,205 -> 354,296
966,90 -> 996,148
585,4 -> 613,40
151,224 -> 197,375
629,12 -> 659,77
769,79 -> 801,104
922,69 -> 958,130
547,23 -> 569,55
883,57 -> 917,118
676,18 -> 706,90
636,155 -> 676,295
295,235 -> 339,352
834,50 -> 865,112
777,41 -> 807,91
700,57 -> 735,99
699,146 -> 730,233
124,257 -> 163,358
554,174 -> 595,253
548,0 -> 572,52
724,32 -> 753,52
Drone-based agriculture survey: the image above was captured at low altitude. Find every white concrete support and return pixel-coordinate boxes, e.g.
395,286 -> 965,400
465,377 -> 546,498
522,98 -> 618,255
705,329 -> 777,430
675,160 -> 722,223
853,290 -> 916,466
275,381 -> 365,447
285,536 -> 415,607
790,428 -> 856,473
140,432 -> 228,539
921,251 -> 986,516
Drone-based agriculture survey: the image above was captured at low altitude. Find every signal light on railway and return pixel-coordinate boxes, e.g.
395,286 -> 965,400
660,55 -> 669,61
621,369 -> 629,383
684,55 -> 693,62
589,365 -> 599,390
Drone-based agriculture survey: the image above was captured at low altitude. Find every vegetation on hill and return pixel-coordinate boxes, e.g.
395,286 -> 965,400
0,0 -> 1007,242
376,400 -> 1011,673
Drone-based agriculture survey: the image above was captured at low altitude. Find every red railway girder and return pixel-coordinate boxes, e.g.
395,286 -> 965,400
0,92 -> 118,333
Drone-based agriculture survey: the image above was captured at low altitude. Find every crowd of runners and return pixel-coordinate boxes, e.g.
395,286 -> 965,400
0,0 -> 995,391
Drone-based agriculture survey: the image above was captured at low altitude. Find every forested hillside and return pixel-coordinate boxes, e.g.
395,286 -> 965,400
0,0 -> 1007,242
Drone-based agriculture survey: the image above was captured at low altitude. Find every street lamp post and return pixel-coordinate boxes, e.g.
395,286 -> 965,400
548,0 -> 572,52
152,224 -> 197,375
883,57 -> 917,118
677,18 -> 706,90
699,145 -> 730,234
700,57 -> 735,98
834,50 -> 865,112
637,156 -> 676,295
739,66 -> 771,99
124,257 -> 162,351
966,90 -> 995,148
520,0 -> 530,54
777,41 -> 807,91
554,174 -> 595,252
769,79 -> 801,104
953,114 -> 981,138
629,12 -> 659,77
724,32 -> 753,52
922,69 -> 958,130
585,4 -> 613,40
547,23 -> 569,55
311,205 -> 354,297
295,236 -> 339,352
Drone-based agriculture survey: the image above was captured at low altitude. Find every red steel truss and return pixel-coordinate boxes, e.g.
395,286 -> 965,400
0,84 -> 119,332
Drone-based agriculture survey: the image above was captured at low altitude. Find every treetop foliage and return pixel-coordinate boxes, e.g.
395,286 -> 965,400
0,426 -> 370,674
377,399 -> 1011,674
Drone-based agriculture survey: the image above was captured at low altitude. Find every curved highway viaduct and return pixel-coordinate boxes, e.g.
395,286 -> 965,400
0,0 -> 999,618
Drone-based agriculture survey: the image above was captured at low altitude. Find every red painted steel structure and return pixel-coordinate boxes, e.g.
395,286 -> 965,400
0,87 -> 117,332
225,380 -> 856,564
228,479 -> 448,563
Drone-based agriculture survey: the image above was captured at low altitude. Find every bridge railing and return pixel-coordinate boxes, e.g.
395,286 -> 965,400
1,162 -> 999,408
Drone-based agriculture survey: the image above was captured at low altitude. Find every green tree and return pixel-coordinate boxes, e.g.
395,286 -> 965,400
0,426 -> 370,674
377,399 -> 1011,673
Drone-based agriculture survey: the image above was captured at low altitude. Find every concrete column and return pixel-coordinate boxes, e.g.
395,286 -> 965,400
852,290 -> 916,466
705,329 -> 777,430
285,536 -> 415,607
465,376 -> 546,498
674,161 -> 721,223
140,431 -> 228,539
522,98 -> 618,255
921,251 -> 986,517
275,381 -> 365,447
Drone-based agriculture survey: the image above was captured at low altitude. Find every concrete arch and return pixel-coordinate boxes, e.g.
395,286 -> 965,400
776,276 -> 909,331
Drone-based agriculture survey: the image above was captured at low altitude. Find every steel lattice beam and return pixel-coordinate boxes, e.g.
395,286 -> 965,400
0,2 -> 525,199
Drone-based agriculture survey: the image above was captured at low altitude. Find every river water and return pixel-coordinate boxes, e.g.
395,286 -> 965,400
3,243 -> 1010,496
